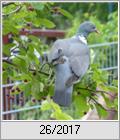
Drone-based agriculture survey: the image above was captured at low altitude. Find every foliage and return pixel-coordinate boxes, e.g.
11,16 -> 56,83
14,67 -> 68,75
2,2 -> 118,120
67,11 -> 118,43
41,98 -> 73,120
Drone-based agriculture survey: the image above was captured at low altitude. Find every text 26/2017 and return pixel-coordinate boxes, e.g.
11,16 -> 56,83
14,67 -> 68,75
40,124 -> 80,135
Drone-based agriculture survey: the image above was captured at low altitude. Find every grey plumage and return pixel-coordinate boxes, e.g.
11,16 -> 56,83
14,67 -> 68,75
48,37 -> 90,79
48,21 -> 99,106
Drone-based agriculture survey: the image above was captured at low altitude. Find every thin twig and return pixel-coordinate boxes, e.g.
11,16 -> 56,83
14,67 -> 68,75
47,68 -> 54,81
3,59 -> 17,67
90,96 -> 115,112
78,87 -> 115,98
47,76 -> 55,86
39,62 -> 49,71
3,59 -> 50,76
29,68 -> 49,76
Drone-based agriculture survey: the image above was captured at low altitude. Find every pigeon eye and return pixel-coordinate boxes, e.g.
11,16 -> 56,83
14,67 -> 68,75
92,26 -> 96,29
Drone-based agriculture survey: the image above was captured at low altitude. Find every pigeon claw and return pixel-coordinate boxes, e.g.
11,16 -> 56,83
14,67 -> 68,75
65,75 -> 79,87
53,57 -> 66,65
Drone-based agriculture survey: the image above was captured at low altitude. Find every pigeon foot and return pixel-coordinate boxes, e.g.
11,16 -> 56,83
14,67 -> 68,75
65,74 -> 79,87
53,57 -> 66,65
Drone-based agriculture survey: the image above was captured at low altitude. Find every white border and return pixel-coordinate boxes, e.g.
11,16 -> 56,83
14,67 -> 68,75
0,0 -> 119,122
118,0 -> 119,123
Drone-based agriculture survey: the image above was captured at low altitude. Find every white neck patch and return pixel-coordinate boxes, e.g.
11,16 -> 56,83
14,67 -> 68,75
72,35 -> 87,45
78,35 -> 87,45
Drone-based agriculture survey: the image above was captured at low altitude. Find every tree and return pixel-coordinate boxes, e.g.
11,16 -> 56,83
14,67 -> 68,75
2,2 -> 118,120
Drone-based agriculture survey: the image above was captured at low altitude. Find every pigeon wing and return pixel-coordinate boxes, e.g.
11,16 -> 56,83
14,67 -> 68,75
69,53 -> 90,78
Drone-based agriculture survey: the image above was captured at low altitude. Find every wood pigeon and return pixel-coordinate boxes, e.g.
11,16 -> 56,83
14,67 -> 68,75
48,21 -> 99,106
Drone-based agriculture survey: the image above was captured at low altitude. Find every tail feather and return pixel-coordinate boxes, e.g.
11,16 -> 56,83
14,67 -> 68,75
53,86 -> 73,106
53,56 -> 73,106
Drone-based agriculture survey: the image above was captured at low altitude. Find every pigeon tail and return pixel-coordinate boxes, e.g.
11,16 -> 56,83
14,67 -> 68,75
53,56 -> 73,106
53,87 -> 73,106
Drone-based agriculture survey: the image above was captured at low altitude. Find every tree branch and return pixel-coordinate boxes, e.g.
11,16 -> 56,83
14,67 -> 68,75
3,58 -> 50,76
3,58 -> 17,67
29,68 -> 49,76
78,87 -> 115,98
90,96 -> 115,112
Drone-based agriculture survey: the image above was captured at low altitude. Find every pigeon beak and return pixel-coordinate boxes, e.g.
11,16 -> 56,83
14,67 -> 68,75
94,28 -> 100,34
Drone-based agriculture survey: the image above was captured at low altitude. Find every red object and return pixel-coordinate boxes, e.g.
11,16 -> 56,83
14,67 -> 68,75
3,33 -> 13,44
3,34 -> 9,44
3,29 -> 65,44
20,29 -> 65,38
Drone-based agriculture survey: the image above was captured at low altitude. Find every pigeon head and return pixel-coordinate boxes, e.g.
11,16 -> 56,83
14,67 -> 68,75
77,21 -> 99,38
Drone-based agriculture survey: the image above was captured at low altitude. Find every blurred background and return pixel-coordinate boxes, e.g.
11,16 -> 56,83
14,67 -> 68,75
2,2 -> 118,120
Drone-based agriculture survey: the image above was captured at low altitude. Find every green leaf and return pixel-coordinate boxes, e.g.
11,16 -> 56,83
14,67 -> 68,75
40,82 -> 44,92
59,8 -> 73,19
41,100 -> 73,120
102,94 -> 114,108
2,71 -> 8,84
50,100 -> 73,120
24,82 -> 32,97
3,19 -> 19,35
28,35 -> 41,43
73,94 -> 89,118
114,98 -> 118,110
3,46 -> 10,56
3,43 -> 16,56
79,88 -> 90,97
106,85 -> 118,93
40,18 -> 56,28
14,73 -> 32,81
95,104 -> 108,118
51,100 -> 61,113
13,11 -> 28,19
31,3 -> 45,11
41,100 -> 52,111
12,56 -> 29,73
27,46 -> 40,65
31,80 -> 44,100
99,84 -> 118,94
112,80 -> 118,87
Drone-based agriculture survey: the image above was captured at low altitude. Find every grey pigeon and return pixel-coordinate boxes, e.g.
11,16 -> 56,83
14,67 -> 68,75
48,21 -> 99,106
